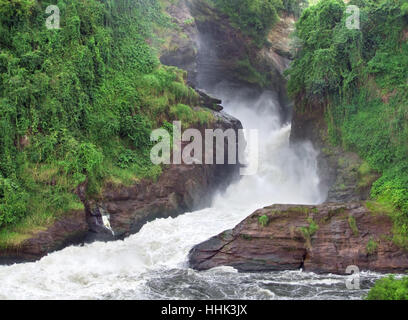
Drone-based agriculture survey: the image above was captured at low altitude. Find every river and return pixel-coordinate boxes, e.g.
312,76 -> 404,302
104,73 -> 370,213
0,80 -> 384,300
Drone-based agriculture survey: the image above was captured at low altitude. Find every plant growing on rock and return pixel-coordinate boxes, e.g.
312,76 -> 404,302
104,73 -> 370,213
0,0 -> 212,245
299,217 -> 319,248
366,238 -> 379,255
258,215 -> 269,227
348,215 -> 359,237
210,0 -> 281,45
286,0 -> 408,250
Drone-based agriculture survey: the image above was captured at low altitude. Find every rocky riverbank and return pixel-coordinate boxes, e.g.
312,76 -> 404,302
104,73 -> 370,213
189,202 -> 408,274
0,106 -> 243,264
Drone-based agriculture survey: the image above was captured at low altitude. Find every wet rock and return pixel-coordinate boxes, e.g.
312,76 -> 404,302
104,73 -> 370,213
160,0 -> 294,119
290,108 -> 378,202
187,0 -> 294,102
160,0 -> 199,86
0,210 -> 88,264
84,203 -> 116,242
189,202 -> 408,274
196,89 -> 223,111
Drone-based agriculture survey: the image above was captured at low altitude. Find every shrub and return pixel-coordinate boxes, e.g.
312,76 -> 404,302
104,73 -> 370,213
286,0 -> 408,247
258,215 -> 269,227
367,276 -> 408,300
348,215 -> 359,236
211,0 -> 282,45
366,238 -> 378,255
0,177 -> 28,227
170,104 -> 195,126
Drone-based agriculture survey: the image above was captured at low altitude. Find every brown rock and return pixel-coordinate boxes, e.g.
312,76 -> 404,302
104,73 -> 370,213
0,210 -> 88,264
95,110 -> 242,239
189,202 -> 408,274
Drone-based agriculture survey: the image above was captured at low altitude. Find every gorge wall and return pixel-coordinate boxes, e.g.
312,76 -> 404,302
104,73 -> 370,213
187,0 -> 408,275
160,0 -> 295,122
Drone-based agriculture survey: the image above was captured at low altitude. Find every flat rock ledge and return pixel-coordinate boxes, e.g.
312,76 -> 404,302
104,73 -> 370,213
188,202 -> 408,274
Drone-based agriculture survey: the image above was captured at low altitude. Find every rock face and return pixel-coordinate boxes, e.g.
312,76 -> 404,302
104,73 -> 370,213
0,210 -> 88,263
160,0 -> 200,86
190,0 -> 293,96
290,107 -> 378,203
160,0 -> 294,121
196,89 -> 223,111
189,202 -> 408,274
0,109 -> 243,263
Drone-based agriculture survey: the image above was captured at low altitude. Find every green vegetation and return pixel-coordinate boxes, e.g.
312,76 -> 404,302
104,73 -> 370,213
209,0 -> 281,44
303,217 -> 319,236
169,103 -> 213,128
348,215 -> 359,236
183,18 -> 195,26
241,233 -> 253,241
367,276 -> 408,300
290,206 -> 317,214
299,217 -> 319,247
258,214 -> 269,227
0,0 -> 210,245
366,238 -> 378,255
357,161 -> 378,190
286,0 -> 408,246
209,0 -> 307,45
235,58 -> 269,87
282,0 -> 309,18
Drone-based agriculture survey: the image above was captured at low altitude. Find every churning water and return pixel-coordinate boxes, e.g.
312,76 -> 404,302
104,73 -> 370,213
0,83 -> 384,300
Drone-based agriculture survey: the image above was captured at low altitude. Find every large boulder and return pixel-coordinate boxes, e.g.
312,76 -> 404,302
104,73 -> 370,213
189,202 -> 408,274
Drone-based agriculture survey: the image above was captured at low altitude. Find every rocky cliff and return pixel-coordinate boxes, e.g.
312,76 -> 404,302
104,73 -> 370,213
81,109 -> 243,243
189,202 -> 408,274
290,106 -> 379,204
160,0 -> 295,119
0,0 -> 255,264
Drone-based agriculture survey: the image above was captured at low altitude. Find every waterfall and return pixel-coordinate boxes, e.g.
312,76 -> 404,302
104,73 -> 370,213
0,22 -> 381,301
0,79 -> 382,300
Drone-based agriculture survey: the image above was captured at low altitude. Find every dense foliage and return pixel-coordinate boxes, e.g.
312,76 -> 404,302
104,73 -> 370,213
286,1 -> 408,298
366,276 -> 408,300
209,0 -> 307,44
0,0 -> 210,242
286,0 -> 408,244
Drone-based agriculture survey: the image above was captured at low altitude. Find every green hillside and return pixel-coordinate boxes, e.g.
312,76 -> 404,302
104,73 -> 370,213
0,0 -> 211,244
